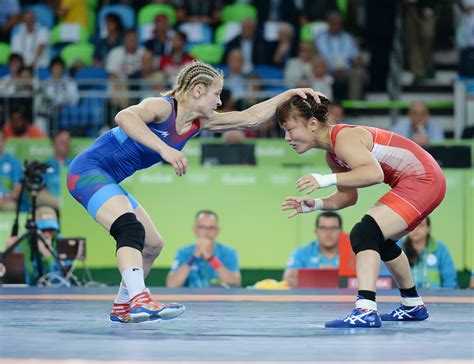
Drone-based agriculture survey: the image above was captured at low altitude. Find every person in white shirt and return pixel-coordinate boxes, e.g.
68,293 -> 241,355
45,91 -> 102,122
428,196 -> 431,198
105,29 -> 146,79
11,11 -> 50,68
284,41 -> 317,88
43,57 -> 79,108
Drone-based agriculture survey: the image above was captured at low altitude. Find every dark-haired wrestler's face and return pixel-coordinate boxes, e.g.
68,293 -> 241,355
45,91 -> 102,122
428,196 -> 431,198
282,116 -> 315,154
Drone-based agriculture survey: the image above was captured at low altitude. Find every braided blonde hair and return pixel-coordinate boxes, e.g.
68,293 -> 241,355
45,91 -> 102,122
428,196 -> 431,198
162,61 -> 223,98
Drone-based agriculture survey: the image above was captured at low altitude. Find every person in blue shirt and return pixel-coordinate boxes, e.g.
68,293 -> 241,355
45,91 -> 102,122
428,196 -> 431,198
315,11 -> 366,100
66,60 -> 322,323
391,101 -> 445,147
166,210 -> 241,288
284,211 -> 342,288
0,128 -> 22,211
402,216 -> 457,289
42,130 -> 72,206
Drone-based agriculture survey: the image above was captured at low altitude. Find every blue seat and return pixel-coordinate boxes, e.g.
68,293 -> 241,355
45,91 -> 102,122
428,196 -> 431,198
56,97 -> 105,136
253,65 -> 285,92
24,4 -> 55,29
253,65 -> 283,80
74,66 -> 108,90
37,67 -> 50,80
98,5 -> 135,37
0,65 -> 9,77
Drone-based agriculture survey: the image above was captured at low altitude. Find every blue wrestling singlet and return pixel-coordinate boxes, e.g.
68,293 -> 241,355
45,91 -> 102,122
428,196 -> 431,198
67,96 -> 200,219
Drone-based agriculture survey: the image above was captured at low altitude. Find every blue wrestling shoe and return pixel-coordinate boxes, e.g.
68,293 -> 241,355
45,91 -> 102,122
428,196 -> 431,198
129,290 -> 186,323
380,304 -> 429,321
325,308 -> 382,328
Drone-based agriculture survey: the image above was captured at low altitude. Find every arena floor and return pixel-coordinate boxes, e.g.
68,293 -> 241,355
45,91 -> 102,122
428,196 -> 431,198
0,287 -> 473,364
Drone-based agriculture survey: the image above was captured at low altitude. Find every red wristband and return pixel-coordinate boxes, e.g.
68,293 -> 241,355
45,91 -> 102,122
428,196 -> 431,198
208,256 -> 223,270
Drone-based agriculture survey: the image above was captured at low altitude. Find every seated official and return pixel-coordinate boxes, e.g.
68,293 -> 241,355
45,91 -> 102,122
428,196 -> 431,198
402,216 -> 457,288
284,212 -> 342,288
166,210 -> 241,288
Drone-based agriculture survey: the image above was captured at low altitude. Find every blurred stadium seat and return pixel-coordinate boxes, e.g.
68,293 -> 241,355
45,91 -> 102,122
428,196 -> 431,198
138,4 -> 176,26
221,3 -> 258,23
61,43 -> 95,68
0,43 -> 11,65
190,43 -> 224,65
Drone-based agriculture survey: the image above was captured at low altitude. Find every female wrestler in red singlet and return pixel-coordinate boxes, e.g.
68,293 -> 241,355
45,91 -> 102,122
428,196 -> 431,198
277,95 -> 446,328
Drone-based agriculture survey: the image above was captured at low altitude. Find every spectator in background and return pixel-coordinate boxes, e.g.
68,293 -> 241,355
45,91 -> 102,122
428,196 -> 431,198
131,50 -> 167,94
106,29 -> 146,79
55,0 -> 88,30
166,210 -> 241,288
0,53 -> 24,95
284,212 -> 342,288
270,22 -> 297,68
0,0 -> 21,42
403,0 -> 440,82
3,106 -> 44,139
159,31 -> 195,84
11,11 -> 50,68
402,217 -> 457,288
284,41 -> 317,88
10,66 -> 38,124
43,58 -> 79,109
225,48 -> 248,101
392,101 -> 445,146
176,0 -> 222,26
144,14 -> 174,59
309,56 -> 333,100
93,13 -> 124,67
328,102 -> 345,124
315,11 -> 366,100
0,128 -> 22,211
43,130 -> 72,201
106,30 -> 146,112
223,17 -> 273,74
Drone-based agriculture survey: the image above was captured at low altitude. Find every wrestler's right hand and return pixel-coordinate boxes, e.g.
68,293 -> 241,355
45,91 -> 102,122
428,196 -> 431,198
161,145 -> 188,176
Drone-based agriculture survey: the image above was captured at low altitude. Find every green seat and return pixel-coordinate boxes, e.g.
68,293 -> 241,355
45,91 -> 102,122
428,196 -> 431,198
61,43 -> 94,67
189,43 -> 224,65
0,43 -> 11,64
50,23 -> 89,45
138,4 -> 176,26
221,3 -> 257,23
337,0 -> 348,16
86,0 -> 98,9
88,7 -> 96,37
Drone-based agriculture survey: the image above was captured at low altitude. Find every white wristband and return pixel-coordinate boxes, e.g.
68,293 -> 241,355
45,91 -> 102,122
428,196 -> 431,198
311,173 -> 337,188
300,198 -> 324,213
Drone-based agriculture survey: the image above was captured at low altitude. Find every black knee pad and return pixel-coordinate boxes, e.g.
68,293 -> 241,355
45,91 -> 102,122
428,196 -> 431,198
110,212 -> 145,252
350,215 -> 384,255
379,239 -> 402,262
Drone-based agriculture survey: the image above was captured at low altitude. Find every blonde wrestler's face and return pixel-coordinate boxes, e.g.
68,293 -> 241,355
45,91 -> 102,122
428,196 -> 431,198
193,79 -> 223,119
282,116 -> 317,154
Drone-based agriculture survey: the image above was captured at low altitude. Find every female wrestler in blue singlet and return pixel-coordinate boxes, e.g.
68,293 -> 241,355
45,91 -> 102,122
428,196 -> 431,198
67,61 -> 322,323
